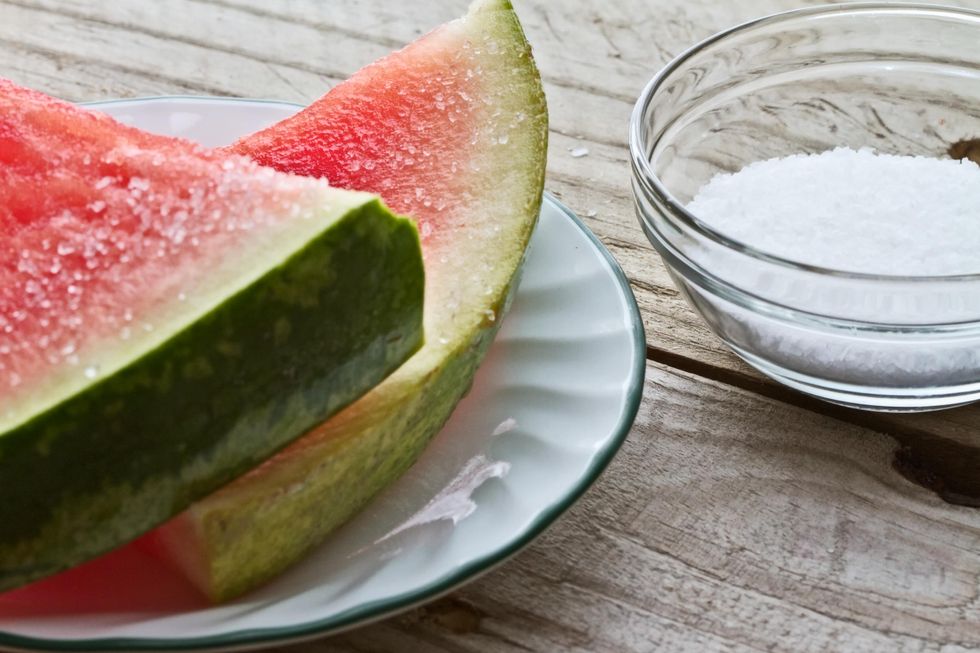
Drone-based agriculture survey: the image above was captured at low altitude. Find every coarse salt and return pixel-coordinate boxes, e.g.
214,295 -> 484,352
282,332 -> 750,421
688,147 -> 980,276
674,147 -> 980,397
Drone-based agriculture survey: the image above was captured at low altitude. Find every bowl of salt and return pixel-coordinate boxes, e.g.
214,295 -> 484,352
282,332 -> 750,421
630,3 -> 980,411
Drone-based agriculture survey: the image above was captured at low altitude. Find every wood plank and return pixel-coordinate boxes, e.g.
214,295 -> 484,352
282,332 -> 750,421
270,362 -> 980,652
0,1 -> 332,100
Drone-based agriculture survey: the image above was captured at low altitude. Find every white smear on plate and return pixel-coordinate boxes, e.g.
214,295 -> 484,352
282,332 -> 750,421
378,454 -> 510,543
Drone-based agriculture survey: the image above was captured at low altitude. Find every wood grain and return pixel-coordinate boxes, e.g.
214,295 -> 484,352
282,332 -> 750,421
2,0 -> 980,649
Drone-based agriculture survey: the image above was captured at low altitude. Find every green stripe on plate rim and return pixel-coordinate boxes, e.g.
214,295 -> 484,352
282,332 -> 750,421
0,97 -> 647,652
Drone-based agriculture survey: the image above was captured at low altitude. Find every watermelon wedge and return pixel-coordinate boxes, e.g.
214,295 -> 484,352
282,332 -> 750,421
145,0 -> 548,601
0,79 -> 425,592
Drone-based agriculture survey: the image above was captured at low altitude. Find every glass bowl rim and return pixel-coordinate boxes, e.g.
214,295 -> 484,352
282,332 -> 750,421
628,1 -> 980,283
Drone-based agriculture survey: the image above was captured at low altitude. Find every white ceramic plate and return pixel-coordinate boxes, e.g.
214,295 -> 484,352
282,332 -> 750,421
0,98 -> 645,652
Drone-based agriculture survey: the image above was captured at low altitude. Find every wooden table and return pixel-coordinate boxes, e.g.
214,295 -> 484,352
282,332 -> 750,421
4,1 -> 980,650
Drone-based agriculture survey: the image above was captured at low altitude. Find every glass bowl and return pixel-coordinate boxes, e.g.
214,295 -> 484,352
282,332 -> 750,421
629,3 -> 980,412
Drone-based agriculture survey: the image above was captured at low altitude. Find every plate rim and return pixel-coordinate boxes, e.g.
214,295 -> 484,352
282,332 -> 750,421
0,97 -> 647,652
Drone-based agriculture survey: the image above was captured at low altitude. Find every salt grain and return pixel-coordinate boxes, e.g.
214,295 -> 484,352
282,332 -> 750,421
127,177 -> 150,192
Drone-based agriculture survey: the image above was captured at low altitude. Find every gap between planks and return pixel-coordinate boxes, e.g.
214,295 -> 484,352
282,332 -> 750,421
644,341 -> 980,506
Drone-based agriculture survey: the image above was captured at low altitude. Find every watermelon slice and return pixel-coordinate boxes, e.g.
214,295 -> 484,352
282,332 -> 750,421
145,0 -> 548,601
0,79 -> 425,592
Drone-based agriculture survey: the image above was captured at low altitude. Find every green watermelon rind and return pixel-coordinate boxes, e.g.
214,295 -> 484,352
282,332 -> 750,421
151,0 -> 548,601
0,198 -> 424,592
159,255 -> 526,601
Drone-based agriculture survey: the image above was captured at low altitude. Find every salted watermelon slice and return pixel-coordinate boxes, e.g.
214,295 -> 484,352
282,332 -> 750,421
145,0 -> 547,601
0,79 -> 425,592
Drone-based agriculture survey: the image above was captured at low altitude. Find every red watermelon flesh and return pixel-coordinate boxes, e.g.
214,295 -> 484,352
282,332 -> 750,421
0,79 -> 343,425
228,0 -> 546,277
148,0 -> 548,601
229,32 -> 479,250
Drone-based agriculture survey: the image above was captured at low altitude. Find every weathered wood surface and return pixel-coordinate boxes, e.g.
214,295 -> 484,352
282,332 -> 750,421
3,0 -> 980,650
